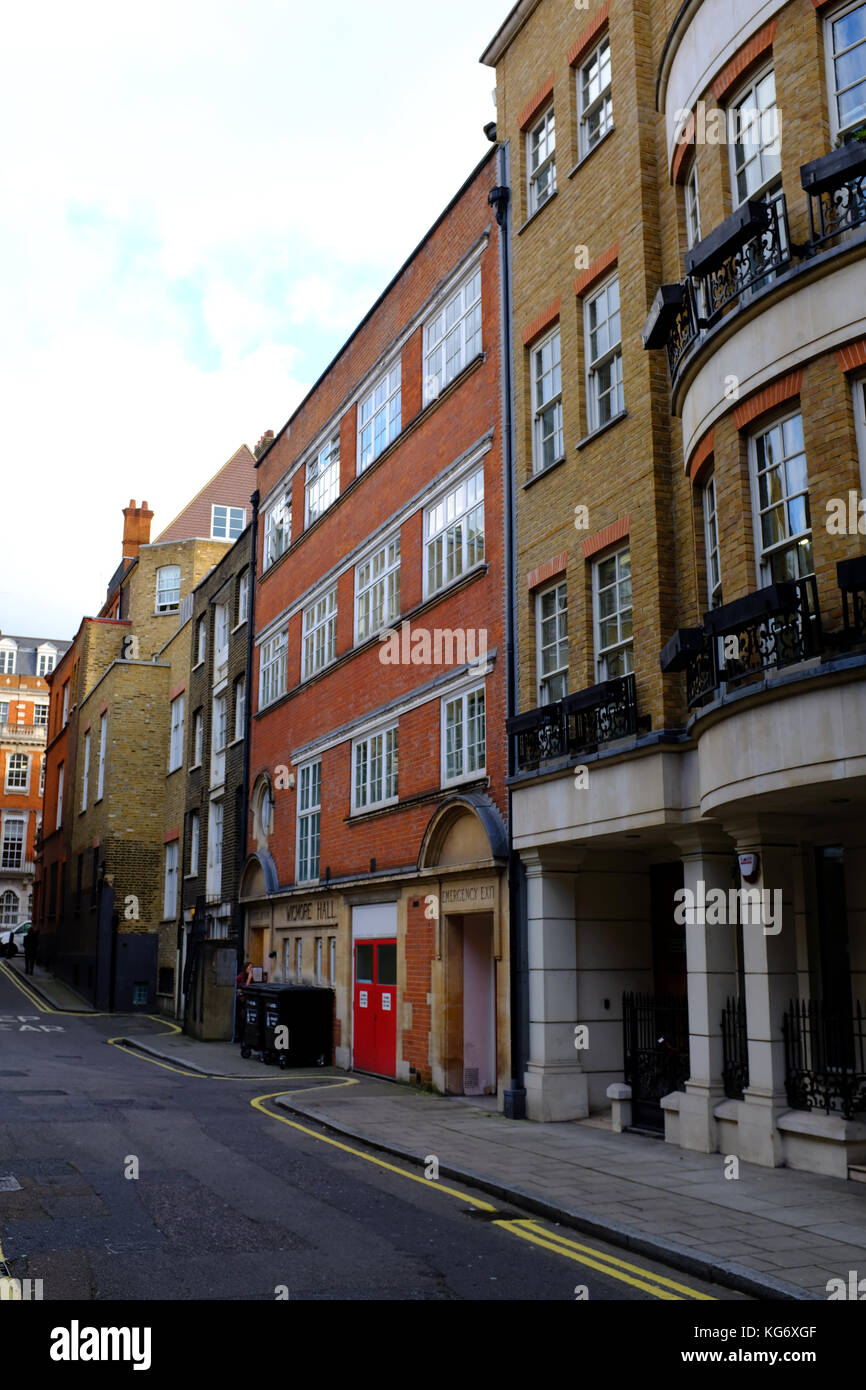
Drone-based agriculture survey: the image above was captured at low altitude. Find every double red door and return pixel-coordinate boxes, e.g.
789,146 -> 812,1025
353,938 -> 396,1076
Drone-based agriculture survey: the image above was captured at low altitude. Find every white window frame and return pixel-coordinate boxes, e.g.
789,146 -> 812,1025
33,701 -> 49,726
195,617 -> 206,666
852,373 -> 866,496
825,0 -> 866,143
0,642 -> 17,675
192,709 -> 204,767
585,273 -> 624,433
237,570 -> 250,627
295,937 -> 303,981
211,504 -> 246,540
424,467 -> 485,598
748,410 -> 813,585
1,819 -> 24,871
537,581 -> 569,705
423,267 -> 483,404
531,327 -> 564,473
352,724 -> 399,813
259,629 -> 288,708
296,759 -> 321,884
56,762 -> 64,829
315,937 -> 323,983
358,363 -> 401,474
37,646 -> 56,677
234,676 -> 245,741
0,890 -> 19,927
578,33 -> 613,159
355,535 -> 401,643
156,565 -> 181,614
206,799 -> 223,900
302,588 -> 337,680
441,685 -> 486,787
169,694 -> 185,772
97,714 -> 107,799
0,701 -> 8,726
527,105 -> 556,215
189,810 -> 200,876
5,752 -> 29,793
685,160 -> 701,250
264,491 -> 292,569
163,840 -> 179,919
728,65 -> 781,207
62,683 -> 70,726
81,731 -> 91,811
702,475 -> 722,609
593,546 -> 633,682
329,936 -> 336,984
305,434 -> 341,527
39,757 -> 45,797
211,692 -> 227,788
213,604 -> 229,681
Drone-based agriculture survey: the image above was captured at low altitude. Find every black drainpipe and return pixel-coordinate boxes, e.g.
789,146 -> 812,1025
236,488 -> 260,1037
489,147 -> 527,1121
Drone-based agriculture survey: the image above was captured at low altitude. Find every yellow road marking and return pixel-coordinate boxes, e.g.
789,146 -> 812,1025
493,1220 -> 682,1298
504,1219 -> 714,1299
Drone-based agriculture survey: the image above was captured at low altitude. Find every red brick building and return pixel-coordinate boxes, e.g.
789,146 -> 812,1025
241,150 -> 513,1098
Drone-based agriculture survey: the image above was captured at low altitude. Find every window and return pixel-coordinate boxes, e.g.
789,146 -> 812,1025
0,890 -> 18,926
295,937 -> 303,981
442,687 -> 486,784
353,725 -> 399,812
585,275 -> 623,431
593,547 -> 633,680
211,692 -> 227,787
297,760 -> 321,883
169,695 -> 185,772
532,328 -> 563,471
163,840 -> 178,919
685,161 -> 701,250
729,68 -> 781,205
39,757 -> 45,797
211,504 -> 245,540
527,106 -> 556,214
237,570 -> 250,626
234,676 -> 245,741
537,582 -> 568,704
192,709 -> 204,766
425,468 -> 485,596
306,435 -> 340,526
826,1 -> 866,141
424,267 -> 482,403
0,701 -> 7,725
81,732 -> 91,810
750,412 -> 813,583
1,819 -> 24,870
62,683 -> 70,726
97,714 -> 107,799
37,647 -> 56,676
56,762 -> 64,828
189,810 -> 200,876
578,34 -> 612,157
356,536 -> 401,642
315,937 -> 323,983
195,618 -> 206,665
256,781 -> 274,840
329,936 -> 336,984
703,475 -> 722,608
5,753 -> 28,792
260,629 -> 288,707
213,604 -> 229,679
33,702 -> 48,726
0,642 -> 17,674
206,800 -> 223,900
358,364 -> 401,473
853,375 -> 866,493
264,491 -> 292,568
156,565 -> 181,613
302,588 -> 337,679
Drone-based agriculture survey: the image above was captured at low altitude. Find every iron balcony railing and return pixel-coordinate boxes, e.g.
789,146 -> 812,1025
784,998 -> 866,1120
661,575 -> 823,711
721,996 -> 749,1101
838,555 -> 866,646
801,139 -> 866,253
509,673 -> 648,773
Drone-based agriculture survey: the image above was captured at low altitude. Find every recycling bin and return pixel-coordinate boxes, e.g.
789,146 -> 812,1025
261,985 -> 334,1069
239,986 -> 267,1060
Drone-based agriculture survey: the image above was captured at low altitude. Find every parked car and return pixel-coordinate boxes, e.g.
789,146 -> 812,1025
0,922 -> 32,958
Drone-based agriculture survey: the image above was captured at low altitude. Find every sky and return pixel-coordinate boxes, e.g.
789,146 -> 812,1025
0,0 -> 507,641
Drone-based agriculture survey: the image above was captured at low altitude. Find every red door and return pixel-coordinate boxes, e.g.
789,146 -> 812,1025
353,939 -> 397,1076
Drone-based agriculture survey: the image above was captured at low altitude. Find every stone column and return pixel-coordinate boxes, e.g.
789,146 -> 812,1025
522,848 -> 588,1121
673,828 -> 739,1153
725,817 -> 802,1167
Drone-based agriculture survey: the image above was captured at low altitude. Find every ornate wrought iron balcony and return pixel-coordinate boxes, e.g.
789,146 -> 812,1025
661,575 -> 823,711
784,998 -> 866,1120
801,139 -> 866,253
509,673 -> 647,773
838,555 -> 866,646
684,196 -> 792,325
642,282 -> 699,379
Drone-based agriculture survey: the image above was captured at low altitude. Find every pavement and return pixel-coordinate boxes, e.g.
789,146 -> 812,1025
12,958 -> 866,1302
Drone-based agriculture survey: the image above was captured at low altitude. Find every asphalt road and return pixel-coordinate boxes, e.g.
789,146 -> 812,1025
0,964 -> 743,1302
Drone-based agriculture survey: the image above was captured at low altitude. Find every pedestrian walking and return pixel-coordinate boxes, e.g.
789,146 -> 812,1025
23,927 -> 37,976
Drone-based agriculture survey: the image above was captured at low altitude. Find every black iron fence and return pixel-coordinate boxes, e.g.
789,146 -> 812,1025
622,991 -> 690,1132
802,139 -> 866,252
509,673 -> 648,774
783,999 -> 866,1120
721,996 -> 749,1100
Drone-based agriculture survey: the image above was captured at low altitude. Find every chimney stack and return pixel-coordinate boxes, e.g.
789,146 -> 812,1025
122,499 -> 154,561
254,429 -> 275,460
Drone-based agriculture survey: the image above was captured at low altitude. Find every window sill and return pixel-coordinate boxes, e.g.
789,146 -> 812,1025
228,735 -> 244,748
167,764 -> 182,777
230,620 -> 247,634
440,772 -> 489,793
516,189 -> 558,236
522,455 -> 567,490
154,609 -> 179,618
567,125 -> 615,179
575,410 -> 628,451
192,660 -> 205,672
189,762 -> 202,773
423,559 -> 489,606
183,873 -> 198,881
347,796 -> 399,823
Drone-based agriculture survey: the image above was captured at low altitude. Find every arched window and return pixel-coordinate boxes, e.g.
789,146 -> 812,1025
253,777 -> 274,845
0,890 -> 19,926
